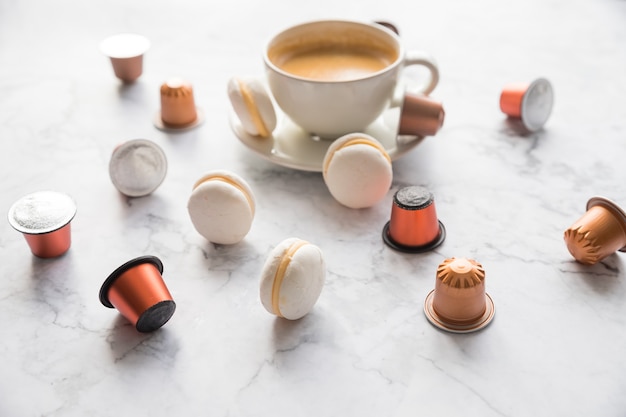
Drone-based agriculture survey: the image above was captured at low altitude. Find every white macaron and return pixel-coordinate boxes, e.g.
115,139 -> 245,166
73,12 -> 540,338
322,133 -> 393,209
259,238 -> 326,320
227,76 -> 277,137
187,170 -> 255,245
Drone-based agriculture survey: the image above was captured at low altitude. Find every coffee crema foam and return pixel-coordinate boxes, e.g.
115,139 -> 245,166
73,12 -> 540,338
276,47 -> 394,81
269,30 -> 398,82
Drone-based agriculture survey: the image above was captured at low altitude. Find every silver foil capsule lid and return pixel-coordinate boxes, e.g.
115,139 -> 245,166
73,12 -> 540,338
109,139 -> 168,197
521,78 -> 554,132
99,33 -> 150,59
8,191 -> 77,235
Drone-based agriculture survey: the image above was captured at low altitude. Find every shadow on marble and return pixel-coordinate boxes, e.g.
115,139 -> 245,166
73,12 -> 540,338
576,254 -> 624,295
29,250 -> 75,282
500,118 -> 544,138
115,192 -> 169,214
105,314 -> 178,363
198,238 -> 257,262
271,312 -> 322,352
116,80 -> 150,103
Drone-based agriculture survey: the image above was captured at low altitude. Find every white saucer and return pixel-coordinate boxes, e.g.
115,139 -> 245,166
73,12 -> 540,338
229,106 -> 424,172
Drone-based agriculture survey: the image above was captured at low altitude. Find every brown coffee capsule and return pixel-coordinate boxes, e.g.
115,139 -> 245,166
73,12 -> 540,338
564,197 -> 626,265
382,185 -> 445,252
499,78 -> 553,132
8,191 -> 77,258
154,78 -> 204,131
99,33 -> 150,83
374,21 -> 399,35
424,257 -> 495,333
398,93 -> 445,137
99,256 -> 176,332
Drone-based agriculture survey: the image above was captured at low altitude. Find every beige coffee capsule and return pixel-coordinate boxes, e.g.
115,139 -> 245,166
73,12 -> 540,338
564,197 -> 626,265
154,78 -> 204,131
398,93 -> 445,137
424,257 -> 495,333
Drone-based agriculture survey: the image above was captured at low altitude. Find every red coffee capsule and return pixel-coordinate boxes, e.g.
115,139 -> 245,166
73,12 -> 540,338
564,197 -> 626,265
99,256 -> 176,332
499,78 -> 553,132
398,93 -> 445,137
382,185 -> 446,252
424,257 -> 495,333
8,191 -> 77,258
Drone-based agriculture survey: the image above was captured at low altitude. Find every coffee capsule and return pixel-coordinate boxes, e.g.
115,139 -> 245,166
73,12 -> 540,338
99,33 -> 150,83
109,139 -> 167,197
382,185 -> 446,252
424,257 -> 495,333
398,93 -> 445,137
99,256 -> 176,332
564,197 -> 626,265
374,21 -> 399,35
154,78 -> 204,131
499,78 -> 553,132
8,191 -> 77,258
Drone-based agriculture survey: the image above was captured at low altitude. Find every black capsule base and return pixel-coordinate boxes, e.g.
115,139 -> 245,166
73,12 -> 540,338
382,221 -> 446,253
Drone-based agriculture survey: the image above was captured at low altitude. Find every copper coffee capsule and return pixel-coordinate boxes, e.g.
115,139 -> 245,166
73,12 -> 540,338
8,191 -> 77,258
99,33 -> 150,83
564,197 -> 626,265
99,256 -> 176,332
424,257 -> 495,333
109,139 -> 168,197
398,93 -> 445,137
382,185 -> 446,252
499,78 -> 553,132
154,78 -> 204,131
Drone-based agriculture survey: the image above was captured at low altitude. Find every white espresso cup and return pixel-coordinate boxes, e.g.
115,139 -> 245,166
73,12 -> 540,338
264,19 -> 439,138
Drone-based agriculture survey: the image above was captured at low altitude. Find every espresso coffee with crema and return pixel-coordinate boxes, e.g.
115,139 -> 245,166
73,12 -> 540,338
275,46 -> 397,81
269,33 -> 399,82
264,20 -> 439,137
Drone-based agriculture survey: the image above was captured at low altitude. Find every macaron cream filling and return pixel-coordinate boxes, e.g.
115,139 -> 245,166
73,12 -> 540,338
192,174 -> 255,216
237,78 -> 269,137
271,239 -> 309,317
323,137 -> 391,175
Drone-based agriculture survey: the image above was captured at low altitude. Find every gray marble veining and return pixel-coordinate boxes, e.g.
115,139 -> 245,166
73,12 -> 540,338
1,0 -> 626,415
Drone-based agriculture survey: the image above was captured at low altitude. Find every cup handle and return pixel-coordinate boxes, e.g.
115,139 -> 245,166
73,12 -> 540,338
391,51 -> 439,107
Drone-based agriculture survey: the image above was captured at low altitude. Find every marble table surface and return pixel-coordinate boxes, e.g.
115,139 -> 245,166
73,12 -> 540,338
2,0 -> 626,415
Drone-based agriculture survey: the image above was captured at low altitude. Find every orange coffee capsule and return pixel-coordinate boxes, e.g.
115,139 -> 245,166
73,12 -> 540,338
154,78 -> 204,131
499,78 -> 553,132
8,191 -> 77,258
99,256 -> 176,332
564,197 -> 626,265
398,93 -> 445,137
424,257 -> 495,333
382,185 -> 445,252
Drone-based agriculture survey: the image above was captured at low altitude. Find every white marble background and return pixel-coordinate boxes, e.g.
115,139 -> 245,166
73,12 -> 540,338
1,0 -> 626,416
